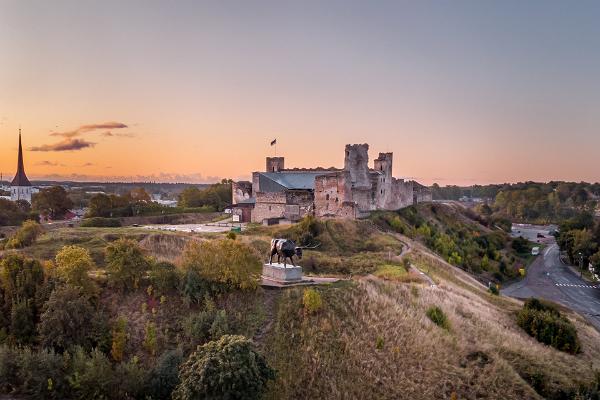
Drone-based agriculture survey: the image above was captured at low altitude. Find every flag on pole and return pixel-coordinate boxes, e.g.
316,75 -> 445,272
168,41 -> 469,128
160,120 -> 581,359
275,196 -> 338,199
270,139 -> 277,146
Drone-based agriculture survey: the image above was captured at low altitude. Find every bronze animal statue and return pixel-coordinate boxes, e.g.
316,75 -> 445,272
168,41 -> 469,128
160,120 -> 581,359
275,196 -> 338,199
269,238 -> 319,268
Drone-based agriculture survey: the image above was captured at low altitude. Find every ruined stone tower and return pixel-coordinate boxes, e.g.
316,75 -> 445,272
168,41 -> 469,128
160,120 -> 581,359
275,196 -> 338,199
374,152 -> 393,209
266,157 -> 285,172
343,144 -> 370,188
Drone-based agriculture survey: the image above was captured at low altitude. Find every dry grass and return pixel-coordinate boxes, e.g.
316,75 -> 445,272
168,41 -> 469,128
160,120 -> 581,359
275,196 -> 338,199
264,249 -> 600,400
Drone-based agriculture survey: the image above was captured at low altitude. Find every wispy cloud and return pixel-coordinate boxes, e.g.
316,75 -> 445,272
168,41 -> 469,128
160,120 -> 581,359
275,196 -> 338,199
81,162 -> 94,167
100,131 -> 135,138
29,172 -> 223,183
30,138 -> 96,152
35,160 -> 65,167
51,122 -> 128,138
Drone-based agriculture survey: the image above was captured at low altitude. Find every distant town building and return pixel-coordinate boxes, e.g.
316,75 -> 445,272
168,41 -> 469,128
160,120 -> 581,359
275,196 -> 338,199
10,132 -> 35,203
231,143 -> 432,224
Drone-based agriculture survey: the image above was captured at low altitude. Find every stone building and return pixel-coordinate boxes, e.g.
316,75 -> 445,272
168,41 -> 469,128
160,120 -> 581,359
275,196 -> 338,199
10,132 -> 34,203
231,143 -> 431,224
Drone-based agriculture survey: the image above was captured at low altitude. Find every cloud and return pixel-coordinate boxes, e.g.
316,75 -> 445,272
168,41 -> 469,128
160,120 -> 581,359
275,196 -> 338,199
81,162 -> 94,167
30,138 -> 96,152
36,160 -> 65,167
101,131 -> 135,138
51,122 -> 128,138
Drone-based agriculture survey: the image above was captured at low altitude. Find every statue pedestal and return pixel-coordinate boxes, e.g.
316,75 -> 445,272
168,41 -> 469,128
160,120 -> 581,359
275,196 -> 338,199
262,263 -> 303,283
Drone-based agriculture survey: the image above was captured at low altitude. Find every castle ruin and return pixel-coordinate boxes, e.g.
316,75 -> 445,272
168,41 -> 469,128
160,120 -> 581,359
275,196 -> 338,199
231,143 -> 431,223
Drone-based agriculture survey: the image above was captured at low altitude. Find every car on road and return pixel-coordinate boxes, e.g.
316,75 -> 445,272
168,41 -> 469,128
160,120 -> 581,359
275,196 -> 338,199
532,247 -> 540,256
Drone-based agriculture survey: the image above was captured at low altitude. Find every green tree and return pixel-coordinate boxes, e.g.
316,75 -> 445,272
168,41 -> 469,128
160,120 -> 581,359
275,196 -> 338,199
173,335 -> 275,400
105,238 -> 149,291
54,245 -> 97,295
182,240 -> 261,291
38,286 -> 96,351
110,316 -> 128,362
6,220 -> 43,249
87,193 -> 113,218
32,186 -> 73,220
149,261 -> 180,294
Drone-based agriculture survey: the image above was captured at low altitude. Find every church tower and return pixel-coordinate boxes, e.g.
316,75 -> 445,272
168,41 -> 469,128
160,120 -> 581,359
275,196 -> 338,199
11,131 -> 33,203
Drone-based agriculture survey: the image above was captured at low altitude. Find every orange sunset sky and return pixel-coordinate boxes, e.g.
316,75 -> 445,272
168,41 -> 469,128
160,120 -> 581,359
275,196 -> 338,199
1,1 -> 599,186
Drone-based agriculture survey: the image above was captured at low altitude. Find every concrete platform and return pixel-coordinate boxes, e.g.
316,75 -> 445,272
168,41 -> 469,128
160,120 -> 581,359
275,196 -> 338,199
262,263 -> 303,283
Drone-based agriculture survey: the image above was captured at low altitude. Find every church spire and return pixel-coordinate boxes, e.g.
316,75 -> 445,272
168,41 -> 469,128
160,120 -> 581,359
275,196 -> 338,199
11,129 -> 32,187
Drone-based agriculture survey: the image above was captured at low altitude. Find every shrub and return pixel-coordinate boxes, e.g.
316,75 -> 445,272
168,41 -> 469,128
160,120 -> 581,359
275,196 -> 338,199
148,349 -> 183,400
209,310 -> 229,339
6,220 -> 43,249
15,346 -> 67,400
80,217 -> 122,227
143,322 -> 158,356
54,245 -> 97,295
489,284 -> 499,295
105,238 -> 150,291
517,298 -> 580,354
38,286 -> 97,351
172,335 -> 275,400
68,347 -> 114,400
182,239 -> 261,291
226,231 -> 237,240
302,288 -> 323,314
149,261 -> 180,294
110,317 -> 128,362
426,306 -> 450,330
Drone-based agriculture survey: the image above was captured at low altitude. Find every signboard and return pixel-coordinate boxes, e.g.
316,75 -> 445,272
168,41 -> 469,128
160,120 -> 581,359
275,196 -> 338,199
232,214 -> 240,222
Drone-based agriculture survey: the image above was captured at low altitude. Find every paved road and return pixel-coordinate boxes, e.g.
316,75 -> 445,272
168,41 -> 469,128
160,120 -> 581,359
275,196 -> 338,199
502,242 -> 600,330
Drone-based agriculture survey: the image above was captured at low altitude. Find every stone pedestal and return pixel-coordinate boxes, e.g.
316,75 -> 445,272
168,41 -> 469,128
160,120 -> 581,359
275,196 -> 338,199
262,263 -> 303,283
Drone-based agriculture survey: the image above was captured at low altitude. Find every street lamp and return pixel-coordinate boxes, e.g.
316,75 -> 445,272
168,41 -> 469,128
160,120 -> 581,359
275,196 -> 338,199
578,251 -> 584,278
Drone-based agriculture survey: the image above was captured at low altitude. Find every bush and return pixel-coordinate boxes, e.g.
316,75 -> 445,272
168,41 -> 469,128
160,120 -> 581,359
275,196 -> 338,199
148,349 -> 183,400
226,231 -> 237,240
6,220 -> 43,249
68,347 -> 114,400
182,239 -> 261,291
38,286 -> 98,352
110,317 -> 128,362
105,238 -> 150,291
426,305 -> 450,330
54,245 -> 97,295
15,347 -> 67,400
302,288 -> 323,314
489,284 -> 499,295
517,298 -> 580,354
149,261 -> 180,294
173,335 -> 275,400
80,217 -> 122,228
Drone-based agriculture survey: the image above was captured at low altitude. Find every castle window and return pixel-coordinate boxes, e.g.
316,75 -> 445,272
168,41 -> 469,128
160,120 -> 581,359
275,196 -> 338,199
380,165 -> 383,171
326,194 -> 330,201
381,189 -> 383,194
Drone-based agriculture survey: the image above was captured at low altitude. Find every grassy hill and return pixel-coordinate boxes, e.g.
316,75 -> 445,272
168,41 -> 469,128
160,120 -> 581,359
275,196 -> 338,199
1,205 -> 599,399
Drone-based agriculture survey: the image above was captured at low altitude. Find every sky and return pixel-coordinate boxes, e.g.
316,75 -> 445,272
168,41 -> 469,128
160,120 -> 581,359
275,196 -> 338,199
1,0 -> 599,186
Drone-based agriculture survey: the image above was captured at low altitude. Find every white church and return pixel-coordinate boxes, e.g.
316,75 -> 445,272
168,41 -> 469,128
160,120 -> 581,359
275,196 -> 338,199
3,132 -> 37,203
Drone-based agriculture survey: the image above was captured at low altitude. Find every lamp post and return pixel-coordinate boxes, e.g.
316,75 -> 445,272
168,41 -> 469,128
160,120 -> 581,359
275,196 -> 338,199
578,251 -> 584,278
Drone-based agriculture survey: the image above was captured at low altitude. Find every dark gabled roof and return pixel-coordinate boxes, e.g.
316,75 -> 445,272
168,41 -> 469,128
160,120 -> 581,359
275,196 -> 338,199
259,171 -> 327,190
11,133 -> 31,187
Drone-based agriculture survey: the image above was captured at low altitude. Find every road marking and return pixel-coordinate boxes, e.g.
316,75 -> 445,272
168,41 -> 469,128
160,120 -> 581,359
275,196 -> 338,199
555,283 -> 600,289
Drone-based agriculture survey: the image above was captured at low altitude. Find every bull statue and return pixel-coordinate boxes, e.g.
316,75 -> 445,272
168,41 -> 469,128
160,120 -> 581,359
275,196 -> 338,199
269,238 -> 319,268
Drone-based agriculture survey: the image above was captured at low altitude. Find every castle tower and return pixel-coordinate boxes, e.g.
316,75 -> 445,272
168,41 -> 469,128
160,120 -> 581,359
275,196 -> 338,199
266,157 -> 285,173
374,152 -> 393,208
11,131 -> 33,203
344,144 -> 370,188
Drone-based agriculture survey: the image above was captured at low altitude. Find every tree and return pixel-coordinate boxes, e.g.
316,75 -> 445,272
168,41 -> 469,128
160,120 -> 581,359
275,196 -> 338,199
110,316 -> 128,362
0,253 -> 45,309
149,261 -> 180,294
32,186 -> 73,220
87,193 -> 113,218
148,349 -> 183,400
0,198 -> 29,226
5,220 -> 43,249
127,187 -> 151,202
182,239 -> 261,291
54,245 -> 97,295
105,238 -> 150,291
38,286 -> 96,351
173,335 -> 275,400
